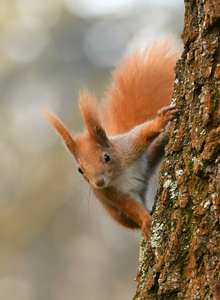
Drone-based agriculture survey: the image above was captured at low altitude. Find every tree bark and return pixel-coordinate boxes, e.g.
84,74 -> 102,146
134,0 -> 220,299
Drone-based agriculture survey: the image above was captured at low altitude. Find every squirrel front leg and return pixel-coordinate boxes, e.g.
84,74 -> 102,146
122,197 -> 152,240
128,105 -> 179,160
115,194 -> 152,240
95,189 -> 152,240
137,106 -> 179,142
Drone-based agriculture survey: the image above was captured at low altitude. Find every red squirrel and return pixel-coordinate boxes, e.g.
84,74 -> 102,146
44,38 -> 181,240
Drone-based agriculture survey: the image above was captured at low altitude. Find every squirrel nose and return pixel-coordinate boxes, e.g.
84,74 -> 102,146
94,177 -> 105,188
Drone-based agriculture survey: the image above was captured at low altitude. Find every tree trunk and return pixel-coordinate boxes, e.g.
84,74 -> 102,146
134,0 -> 220,299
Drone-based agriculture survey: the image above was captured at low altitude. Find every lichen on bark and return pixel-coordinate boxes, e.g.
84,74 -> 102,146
134,0 -> 220,299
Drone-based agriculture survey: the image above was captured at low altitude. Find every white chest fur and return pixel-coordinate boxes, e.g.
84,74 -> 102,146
114,154 -> 149,205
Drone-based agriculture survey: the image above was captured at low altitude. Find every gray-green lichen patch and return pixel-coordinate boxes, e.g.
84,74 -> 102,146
171,97 -> 177,106
150,222 -> 164,248
139,239 -> 147,262
175,169 -> 183,177
163,179 -> 179,199
199,129 -> 206,136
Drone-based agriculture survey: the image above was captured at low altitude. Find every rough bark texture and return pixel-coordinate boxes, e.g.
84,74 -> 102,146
134,0 -> 220,299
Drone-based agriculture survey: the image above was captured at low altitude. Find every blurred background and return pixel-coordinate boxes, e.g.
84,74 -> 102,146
0,1 -> 184,299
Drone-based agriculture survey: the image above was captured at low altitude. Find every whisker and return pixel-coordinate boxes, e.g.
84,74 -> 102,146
57,192 -> 74,207
89,188 -> 97,217
86,186 -> 93,219
55,184 -> 71,192
55,176 -> 85,208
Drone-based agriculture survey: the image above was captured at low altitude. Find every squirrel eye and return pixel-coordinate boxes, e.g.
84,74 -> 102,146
104,153 -> 110,163
78,167 -> 83,174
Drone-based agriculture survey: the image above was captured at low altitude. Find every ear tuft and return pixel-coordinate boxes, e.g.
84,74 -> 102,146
43,109 -> 76,154
79,89 -> 110,147
79,89 -> 100,129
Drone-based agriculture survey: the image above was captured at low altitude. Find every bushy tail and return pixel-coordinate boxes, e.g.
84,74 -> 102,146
102,37 -> 181,135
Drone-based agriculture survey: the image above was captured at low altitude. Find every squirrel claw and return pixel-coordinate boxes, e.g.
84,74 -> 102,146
157,105 -> 180,129
157,105 -> 179,117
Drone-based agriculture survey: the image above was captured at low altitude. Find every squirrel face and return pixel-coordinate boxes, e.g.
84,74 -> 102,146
75,134 -> 123,189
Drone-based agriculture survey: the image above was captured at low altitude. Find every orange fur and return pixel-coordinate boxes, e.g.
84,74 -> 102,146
44,38 -> 181,240
102,38 -> 181,134
44,109 -> 76,155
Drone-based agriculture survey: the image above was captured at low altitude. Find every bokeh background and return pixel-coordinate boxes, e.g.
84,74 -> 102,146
0,1 -> 184,299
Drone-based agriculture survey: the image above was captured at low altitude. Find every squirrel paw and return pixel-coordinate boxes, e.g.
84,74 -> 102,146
141,220 -> 152,241
157,105 -> 180,131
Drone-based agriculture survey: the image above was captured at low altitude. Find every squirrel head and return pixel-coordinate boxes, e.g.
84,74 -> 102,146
44,90 -> 123,189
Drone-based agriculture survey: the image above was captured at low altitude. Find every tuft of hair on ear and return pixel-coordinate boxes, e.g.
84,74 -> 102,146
43,109 -> 76,154
79,89 -> 110,147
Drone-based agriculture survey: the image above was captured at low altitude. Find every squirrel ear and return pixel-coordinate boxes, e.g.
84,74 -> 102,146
44,109 -> 76,155
93,125 -> 110,147
79,89 -> 110,147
